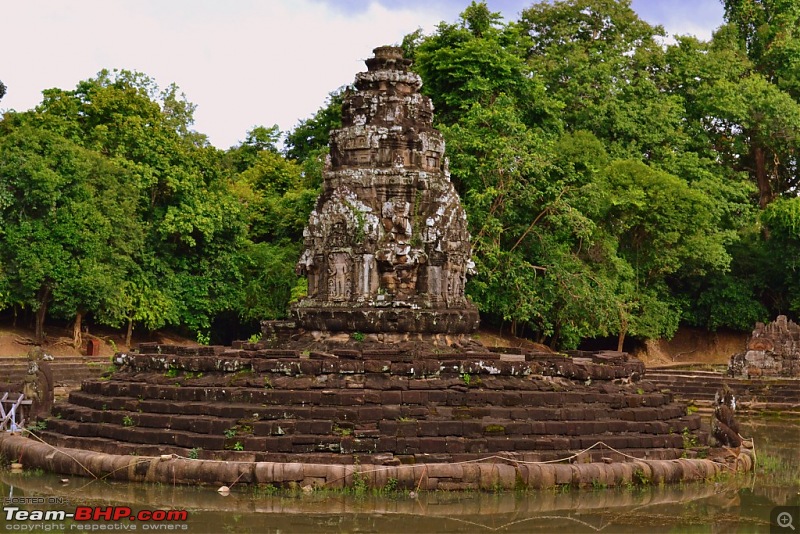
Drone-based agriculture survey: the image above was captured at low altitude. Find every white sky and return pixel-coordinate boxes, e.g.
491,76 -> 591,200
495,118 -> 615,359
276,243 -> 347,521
1,0 -> 724,149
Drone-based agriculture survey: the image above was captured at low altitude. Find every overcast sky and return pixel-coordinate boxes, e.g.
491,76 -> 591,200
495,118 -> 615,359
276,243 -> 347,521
1,1 -> 725,149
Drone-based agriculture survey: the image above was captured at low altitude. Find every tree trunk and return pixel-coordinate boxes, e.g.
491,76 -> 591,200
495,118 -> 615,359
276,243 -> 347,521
617,303 -> 629,352
72,311 -> 83,349
549,323 -> 560,350
754,145 -> 773,208
34,286 -> 50,344
617,329 -> 626,352
125,317 -> 133,348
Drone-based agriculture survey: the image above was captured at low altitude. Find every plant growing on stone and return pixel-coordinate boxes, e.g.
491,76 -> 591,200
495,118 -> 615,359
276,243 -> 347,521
233,442 -> 244,451
384,477 -> 398,493
122,416 -> 136,427
188,448 -> 201,460
682,427 -> 698,449
224,427 -> 237,439
196,331 -> 211,346
633,468 -> 650,486
351,331 -> 365,342
352,469 -> 368,496
27,420 -> 47,432
333,424 -> 352,437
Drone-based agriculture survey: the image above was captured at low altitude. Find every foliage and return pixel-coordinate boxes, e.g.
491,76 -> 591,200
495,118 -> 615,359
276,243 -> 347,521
762,198 -> 800,313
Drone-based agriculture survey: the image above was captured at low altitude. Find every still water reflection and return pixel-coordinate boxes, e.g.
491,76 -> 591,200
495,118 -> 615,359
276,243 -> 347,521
1,416 -> 798,533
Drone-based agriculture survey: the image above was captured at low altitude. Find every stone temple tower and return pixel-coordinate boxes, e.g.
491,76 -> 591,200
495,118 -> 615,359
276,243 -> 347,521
291,46 -> 479,334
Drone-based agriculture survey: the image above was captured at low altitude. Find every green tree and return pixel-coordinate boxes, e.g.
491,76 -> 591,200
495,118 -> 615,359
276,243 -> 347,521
520,0 -> 684,162
723,0 -> 800,98
593,160 -> 735,345
284,88 -> 345,162
0,125 -> 139,344
227,128 -> 319,320
411,1 -> 558,129
7,69 -> 251,341
706,2 -> 800,206
761,197 -> 800,314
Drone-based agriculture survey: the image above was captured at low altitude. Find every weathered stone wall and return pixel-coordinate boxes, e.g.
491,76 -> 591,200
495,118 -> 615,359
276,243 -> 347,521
729,315 -> 800,378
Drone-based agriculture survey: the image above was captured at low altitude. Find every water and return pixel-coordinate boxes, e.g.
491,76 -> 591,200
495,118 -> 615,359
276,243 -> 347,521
1,416 -> 798,533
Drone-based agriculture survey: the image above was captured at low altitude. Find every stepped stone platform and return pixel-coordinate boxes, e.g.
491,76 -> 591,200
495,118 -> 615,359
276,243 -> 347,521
33,341 -> 707,466
647,367 -> 800,413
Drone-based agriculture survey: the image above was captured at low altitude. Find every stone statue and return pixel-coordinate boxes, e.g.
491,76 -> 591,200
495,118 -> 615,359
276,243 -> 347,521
712,384 -> 741,447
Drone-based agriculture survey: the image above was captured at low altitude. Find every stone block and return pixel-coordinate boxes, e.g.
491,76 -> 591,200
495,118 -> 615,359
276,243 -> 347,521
417,421 -> 439,437
418,437 -> 447,454
401,390 -> 428,404
445,437 -> 466,453
358,406 -> 384,422
380,390 -> 402,404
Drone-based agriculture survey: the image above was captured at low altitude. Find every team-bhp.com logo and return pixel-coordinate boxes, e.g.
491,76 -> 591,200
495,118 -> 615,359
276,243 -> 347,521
4,506 -> 188,530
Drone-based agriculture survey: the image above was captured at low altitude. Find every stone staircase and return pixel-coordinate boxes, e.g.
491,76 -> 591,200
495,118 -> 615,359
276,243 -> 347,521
647,367 -> 800,413
38,344 -> 706,464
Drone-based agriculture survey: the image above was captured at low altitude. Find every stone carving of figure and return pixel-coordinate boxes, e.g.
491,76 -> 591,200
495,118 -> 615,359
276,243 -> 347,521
359,253 -> 378,297
382,198 -> 412,237
328,253 -> 351,301
447,262 -> 464,303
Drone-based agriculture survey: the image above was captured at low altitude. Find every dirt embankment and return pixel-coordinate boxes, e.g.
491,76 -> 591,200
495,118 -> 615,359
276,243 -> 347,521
634,327 -> 747,368
0,324 -> 196,359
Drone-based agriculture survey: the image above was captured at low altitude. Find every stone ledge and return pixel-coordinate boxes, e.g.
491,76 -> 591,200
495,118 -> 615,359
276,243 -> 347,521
0,433 -> 752,490
290,306 -> 480,334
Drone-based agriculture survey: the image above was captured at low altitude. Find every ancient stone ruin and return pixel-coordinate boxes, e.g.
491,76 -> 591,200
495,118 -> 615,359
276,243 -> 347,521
291,45 -> 479,337
729,315 -> 800,378
2,46 -> 755,490
0,347 -> 53,429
